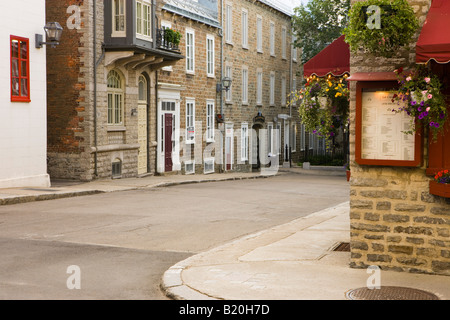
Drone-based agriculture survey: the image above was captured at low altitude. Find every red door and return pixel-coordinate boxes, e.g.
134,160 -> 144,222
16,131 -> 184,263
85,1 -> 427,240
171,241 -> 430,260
165,114 -> 173,172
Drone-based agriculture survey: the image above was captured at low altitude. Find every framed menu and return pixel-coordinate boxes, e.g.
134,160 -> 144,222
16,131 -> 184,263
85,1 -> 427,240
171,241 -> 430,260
355,81 -> 422,167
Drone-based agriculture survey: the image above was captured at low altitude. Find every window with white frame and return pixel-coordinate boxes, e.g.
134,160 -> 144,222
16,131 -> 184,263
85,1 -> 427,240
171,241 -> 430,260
292,33 -> 298,62
161,21 -> 173,71
186,29 -> 195,74
225,64 -> 232,102
291,123 -> 297,152
206,35 -> 215,77
225,3 -> 233,44
281,76 -> 286,106
107,70 -> 124,125
242,9 -> 248,49
256,15 -> 263,53
136,0 -> 152,40
113,0 -> 126,36
270,21 -> 275,56
241,123 -> 249,161
267,123 -> 274,155
206,101 -> 215,142
204,158 -> 215,174
300,123 -> 306,151
185,161 -> 195,174
309,131 -> 315,150
270,72 -> 275,106
256,69 -> 262,105
277,123 -> 282,154
281,26 -> 287,59
242,66 -> 248,105
186,100 -> 195,144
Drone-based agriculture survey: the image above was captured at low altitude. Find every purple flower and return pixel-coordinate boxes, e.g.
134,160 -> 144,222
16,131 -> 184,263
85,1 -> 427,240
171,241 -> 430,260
420,101 -> 425,107
435,123 -> 440,128
418,114 -> 424,120
430,122 -> 435,127
440,112 -> 445,119
417,107 -> 422,112
411,101 -> 417,106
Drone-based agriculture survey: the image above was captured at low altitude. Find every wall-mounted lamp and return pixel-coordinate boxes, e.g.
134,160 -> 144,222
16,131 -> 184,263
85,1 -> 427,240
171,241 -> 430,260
36,22 -> 63,49
216,77 -> 232,93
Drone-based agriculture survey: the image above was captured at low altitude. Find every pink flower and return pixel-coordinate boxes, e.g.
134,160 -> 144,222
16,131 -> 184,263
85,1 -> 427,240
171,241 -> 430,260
422,90 -> 428,95
406,76 -> 412,82
427,94 -> 433,99
424,77 -> 431,83
426,107 -> 431,112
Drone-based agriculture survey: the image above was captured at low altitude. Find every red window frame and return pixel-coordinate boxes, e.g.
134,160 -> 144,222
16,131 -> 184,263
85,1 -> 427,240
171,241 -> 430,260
10,35 -> 30,102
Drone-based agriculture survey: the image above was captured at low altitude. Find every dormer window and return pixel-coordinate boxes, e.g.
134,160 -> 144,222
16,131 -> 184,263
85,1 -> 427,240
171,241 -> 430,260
136,0 -> 152,40
113,0 -> 126,37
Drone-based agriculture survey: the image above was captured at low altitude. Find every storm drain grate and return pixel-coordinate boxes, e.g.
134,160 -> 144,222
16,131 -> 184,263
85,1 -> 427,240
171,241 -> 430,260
346,286 -> 439,300
333,242 -> 351,252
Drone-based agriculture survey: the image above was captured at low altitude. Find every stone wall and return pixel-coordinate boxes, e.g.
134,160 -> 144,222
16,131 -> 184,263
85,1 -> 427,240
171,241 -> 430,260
349,0 -> 450,276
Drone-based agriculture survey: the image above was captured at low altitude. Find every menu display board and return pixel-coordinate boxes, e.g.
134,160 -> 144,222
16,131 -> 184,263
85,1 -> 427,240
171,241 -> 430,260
355,82 -> 422,167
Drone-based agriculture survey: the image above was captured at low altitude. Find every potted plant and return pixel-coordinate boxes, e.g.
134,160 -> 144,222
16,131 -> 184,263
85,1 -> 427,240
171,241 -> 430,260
430,169 -> 450,198
391,65 -> 447,141
344,0 -> 419,58
163,28 -> 182,47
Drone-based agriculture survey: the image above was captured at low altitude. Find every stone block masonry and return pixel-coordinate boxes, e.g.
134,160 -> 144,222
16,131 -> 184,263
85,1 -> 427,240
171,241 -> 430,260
349,0 -> 450,276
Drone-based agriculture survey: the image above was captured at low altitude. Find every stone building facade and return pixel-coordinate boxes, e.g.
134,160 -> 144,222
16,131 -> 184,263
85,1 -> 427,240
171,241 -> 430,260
46,0 -> 183,181
221,0 -> 301,173
348,0 -> 450,276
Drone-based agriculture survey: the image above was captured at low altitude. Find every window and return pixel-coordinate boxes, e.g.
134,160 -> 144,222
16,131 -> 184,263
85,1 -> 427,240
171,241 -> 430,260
107,70 -> 124,125
225,64 -> 232,102
242,9 -> 248,49
300,124 -> 306,151
256,15 -> 263,53
270,22 -> 275,56
161,21 -> 173,71
10,36 -> 30,102
291,123 -> 297,152
186,29 -> 195,74
281,76 -> 286,106
309,132 -> 315,150
242,66 -> 248,105
267,123 -> 274,155
113,0 -> 126,36
206,101 -> 215,142
270,72 -> 275,106
186,100 -> 195,144
256,69 -> 263,105
185,161 -> 195,175
112,159 -> 122,178
241,123 -> 249,161
136,0 -> 152,40
282,27 -> 287,59
204,158 -> 215,174
206,35 -> 215,77
292,33 -> 298,62
225,3 -> 233,44
277,123 -> 282,154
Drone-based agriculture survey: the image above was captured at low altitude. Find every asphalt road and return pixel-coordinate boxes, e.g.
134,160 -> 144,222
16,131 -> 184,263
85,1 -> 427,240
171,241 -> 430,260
0,173 -> 349,300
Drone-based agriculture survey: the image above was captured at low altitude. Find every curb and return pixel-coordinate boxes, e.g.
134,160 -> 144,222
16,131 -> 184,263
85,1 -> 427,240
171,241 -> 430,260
0,173 -> 276,206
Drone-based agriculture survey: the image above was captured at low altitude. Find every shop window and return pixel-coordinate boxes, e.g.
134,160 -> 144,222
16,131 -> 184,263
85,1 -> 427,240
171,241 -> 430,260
10,36 -> 30,102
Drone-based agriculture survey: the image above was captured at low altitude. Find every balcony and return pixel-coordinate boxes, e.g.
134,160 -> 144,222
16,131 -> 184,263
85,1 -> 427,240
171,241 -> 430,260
156,28 -> 181,53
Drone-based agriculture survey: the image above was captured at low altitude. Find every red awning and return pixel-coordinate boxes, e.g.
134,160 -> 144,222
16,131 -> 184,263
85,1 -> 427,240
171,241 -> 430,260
303,35 -> 350,78
416,0 -> 450,64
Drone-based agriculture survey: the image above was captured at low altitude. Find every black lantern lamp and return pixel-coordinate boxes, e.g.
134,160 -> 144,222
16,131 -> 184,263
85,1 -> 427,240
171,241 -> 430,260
36,22 -> 63,48
216,77 -> 232,93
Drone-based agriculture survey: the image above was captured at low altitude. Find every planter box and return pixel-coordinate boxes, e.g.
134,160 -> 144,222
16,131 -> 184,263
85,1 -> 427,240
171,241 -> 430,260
429,181 -> 450,198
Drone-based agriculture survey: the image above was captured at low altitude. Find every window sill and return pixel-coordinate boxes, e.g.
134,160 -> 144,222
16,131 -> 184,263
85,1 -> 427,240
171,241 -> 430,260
11,98 -> 31,103
107,126 -> 126,132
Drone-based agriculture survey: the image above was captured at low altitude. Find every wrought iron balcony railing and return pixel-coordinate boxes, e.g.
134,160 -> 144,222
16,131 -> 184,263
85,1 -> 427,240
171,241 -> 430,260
156,28 -> 181,53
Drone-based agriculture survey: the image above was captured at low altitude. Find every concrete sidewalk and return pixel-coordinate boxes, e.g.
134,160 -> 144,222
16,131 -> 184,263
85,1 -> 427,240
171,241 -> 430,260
0,171 -> 275,206
161,202 -> 450,300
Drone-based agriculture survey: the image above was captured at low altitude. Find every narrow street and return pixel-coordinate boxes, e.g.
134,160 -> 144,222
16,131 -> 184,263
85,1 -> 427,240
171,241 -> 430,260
0,173 -> 349,300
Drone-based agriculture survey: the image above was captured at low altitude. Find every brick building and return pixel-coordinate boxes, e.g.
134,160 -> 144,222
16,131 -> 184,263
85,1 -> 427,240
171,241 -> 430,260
348,0 -> 450,276
46,0 -> 183,181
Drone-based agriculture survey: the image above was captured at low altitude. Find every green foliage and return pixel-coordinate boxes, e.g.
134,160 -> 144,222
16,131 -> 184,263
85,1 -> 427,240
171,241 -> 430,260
164,28 -> 182,46
292,0 -> 350,64
343,0 -> 419,57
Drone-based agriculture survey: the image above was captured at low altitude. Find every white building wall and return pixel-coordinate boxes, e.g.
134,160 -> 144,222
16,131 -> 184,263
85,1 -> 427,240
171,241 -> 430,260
0,0 -> 50,188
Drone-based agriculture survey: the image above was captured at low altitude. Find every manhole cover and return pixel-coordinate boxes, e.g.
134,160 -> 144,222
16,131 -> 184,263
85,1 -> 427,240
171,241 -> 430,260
346,286 -> 439,300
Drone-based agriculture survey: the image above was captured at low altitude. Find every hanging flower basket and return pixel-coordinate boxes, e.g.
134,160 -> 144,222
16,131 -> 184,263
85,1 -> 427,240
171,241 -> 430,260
343,0 -> 419,57
289,75 -> 349,147
391,65 -> 447,141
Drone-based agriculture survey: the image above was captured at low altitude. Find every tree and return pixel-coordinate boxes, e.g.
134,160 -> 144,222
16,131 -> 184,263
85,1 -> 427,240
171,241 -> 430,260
292,0 -> 350,64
